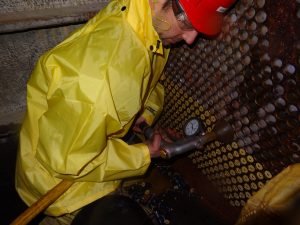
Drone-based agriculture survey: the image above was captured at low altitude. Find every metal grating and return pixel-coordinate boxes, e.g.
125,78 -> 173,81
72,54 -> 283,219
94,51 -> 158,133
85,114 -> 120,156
157,0 -> 299,208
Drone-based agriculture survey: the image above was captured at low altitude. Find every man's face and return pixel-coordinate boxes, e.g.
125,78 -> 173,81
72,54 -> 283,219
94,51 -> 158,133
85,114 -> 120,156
154,3 -> 198,46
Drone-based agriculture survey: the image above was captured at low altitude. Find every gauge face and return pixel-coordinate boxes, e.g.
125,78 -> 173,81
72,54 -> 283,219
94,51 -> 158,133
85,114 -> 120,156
183,117 -> 204,136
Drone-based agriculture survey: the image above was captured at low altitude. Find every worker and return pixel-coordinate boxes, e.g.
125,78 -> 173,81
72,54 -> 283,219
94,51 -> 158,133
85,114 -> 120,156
15,0 -> 237,224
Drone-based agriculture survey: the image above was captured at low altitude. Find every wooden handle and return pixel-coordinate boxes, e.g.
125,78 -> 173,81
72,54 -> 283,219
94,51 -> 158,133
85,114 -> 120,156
11,180 -> 74,225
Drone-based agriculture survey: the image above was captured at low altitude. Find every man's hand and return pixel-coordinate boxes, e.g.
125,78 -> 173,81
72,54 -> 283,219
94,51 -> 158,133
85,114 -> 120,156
147,127 -> 182,158
146,132 -> 162,158
132,116 -> 161,158
133,116 -> 181,158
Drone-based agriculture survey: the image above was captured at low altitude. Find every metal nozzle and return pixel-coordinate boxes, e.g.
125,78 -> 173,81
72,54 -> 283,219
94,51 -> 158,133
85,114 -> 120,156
160,121 -> 234,159
140,120 -> 234,160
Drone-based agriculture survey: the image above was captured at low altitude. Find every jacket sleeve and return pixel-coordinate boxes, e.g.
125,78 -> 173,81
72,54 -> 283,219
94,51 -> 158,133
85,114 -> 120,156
140,81 -> 165,125
31,56 -> 151,183
35,99 -> 151,182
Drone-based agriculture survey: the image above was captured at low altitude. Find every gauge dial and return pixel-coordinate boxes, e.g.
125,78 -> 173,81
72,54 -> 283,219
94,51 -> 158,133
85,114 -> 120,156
183,117 -> 204,136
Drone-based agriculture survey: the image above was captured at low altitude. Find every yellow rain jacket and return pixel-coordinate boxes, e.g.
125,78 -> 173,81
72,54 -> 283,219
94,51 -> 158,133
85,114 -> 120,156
16,0 -> 169,216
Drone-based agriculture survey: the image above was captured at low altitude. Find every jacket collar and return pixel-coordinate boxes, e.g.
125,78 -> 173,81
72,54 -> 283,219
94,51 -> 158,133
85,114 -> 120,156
124,0 -> 164,55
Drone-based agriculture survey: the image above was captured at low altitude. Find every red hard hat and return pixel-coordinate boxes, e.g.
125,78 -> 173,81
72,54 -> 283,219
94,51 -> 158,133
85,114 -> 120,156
178,0 -> 237,36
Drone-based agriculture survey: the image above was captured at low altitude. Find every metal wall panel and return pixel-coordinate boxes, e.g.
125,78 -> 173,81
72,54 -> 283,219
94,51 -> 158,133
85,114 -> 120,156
158,0 -> 299,209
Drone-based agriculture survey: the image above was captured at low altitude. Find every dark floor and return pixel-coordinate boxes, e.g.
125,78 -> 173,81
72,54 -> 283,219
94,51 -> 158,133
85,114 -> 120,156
0,126 -> 44,225
0,125 -> 231,225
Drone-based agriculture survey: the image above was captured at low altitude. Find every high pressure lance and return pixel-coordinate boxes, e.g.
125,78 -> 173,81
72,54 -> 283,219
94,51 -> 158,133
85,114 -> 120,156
11,120 -> 234,225
140,120 -> 234,159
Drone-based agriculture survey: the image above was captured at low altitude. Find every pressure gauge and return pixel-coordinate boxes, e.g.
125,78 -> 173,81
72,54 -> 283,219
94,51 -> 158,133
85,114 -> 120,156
183,117 -> 204,136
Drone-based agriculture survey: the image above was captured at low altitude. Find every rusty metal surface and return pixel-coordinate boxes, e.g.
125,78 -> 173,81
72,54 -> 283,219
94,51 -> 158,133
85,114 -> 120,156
158,0 -> 299,216
171,157 -> 241,224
